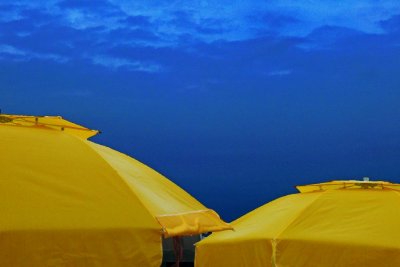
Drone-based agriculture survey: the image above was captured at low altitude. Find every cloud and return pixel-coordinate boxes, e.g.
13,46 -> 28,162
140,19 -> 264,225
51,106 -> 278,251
297,23 -> 400,51
118,15 -> 152,27
20,8 -> 57,24
0,0 -> 399,72
2,1 -> 400,41
52,90 -> 93,97
112,0 -> 400,40
91,55 -> 162,72
162,10 -> 229,43
58,0 -> 122,15
0,44 -> 68,63
0,44 -> 25,56
298,25 -> 364,50
268,70 -> 292,76
0,4 -> 22,22
380,14 -> 400,33
108,28 -> 159,41
57,0 -> 125,31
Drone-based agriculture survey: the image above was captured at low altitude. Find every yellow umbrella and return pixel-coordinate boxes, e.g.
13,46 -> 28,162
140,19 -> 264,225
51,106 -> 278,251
196,180 -> 400,267
0,114 -> 231,267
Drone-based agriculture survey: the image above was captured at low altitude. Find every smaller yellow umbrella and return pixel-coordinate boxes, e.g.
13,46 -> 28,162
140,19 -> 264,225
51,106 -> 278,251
196,179 -> 400,267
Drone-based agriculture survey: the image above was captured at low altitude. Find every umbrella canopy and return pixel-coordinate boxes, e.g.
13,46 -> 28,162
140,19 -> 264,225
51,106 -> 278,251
0,114 -> 231,267
196,180 -> 400,267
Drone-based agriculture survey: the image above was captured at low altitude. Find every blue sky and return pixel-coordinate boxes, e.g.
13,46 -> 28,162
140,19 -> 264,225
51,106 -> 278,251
1,0 -> 400,221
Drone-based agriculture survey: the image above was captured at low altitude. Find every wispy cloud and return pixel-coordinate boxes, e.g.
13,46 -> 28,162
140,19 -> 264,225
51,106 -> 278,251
111,0 -> 400,40
52,90 -> 93,97
91,55 -> 162,72
0,4 -> 23,22
0,44 -> 68,63
0,44 -> 25,55
0,0 -> 399,70
268,69 -> 292,76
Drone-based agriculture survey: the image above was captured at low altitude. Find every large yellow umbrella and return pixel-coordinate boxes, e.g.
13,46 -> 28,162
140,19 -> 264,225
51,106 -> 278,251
0,114 -> 231,267
196,180 -> 400,267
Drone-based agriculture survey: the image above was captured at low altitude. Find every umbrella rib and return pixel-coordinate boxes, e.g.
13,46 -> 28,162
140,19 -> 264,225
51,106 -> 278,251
269,192 -> 325,265
78,140 -> 161,230
273,191 -> 325,239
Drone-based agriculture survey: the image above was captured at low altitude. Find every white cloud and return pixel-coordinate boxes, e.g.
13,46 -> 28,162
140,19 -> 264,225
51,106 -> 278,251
110,0 -> 400,41
52,90 -> 93,97
268,69 -> 292,76
0,44 -> 25,56
34,53 -> 69,63
0,10 -> 22,23
62,9 -> 121,30
0,44 -> 69,63
91,55 -> 162,72
3,0 -> 399,50
1,0 -> 398,62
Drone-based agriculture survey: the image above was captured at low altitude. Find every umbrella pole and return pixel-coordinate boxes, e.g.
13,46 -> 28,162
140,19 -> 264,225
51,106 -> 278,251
172,236 -> 183,267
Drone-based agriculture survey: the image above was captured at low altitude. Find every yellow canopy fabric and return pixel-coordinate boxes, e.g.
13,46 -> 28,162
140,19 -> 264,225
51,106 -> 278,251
0,114 -> 230,267
195,180 -> 400,267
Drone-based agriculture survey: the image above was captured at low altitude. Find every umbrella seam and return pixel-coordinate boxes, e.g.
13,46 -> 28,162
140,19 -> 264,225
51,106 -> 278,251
271,191 -> 325,266
69,135 -> 162,233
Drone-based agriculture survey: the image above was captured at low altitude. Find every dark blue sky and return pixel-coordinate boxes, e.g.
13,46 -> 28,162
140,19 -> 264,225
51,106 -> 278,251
1,1 -> 400,221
